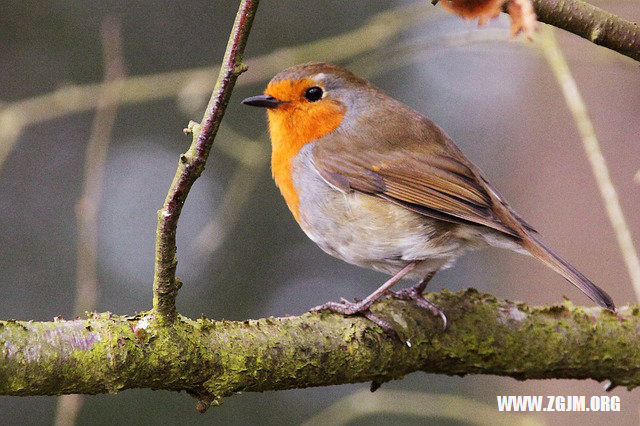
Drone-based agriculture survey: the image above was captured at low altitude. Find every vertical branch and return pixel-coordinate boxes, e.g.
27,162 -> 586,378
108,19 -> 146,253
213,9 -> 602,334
153,0 -> 260,322
538,26 -> 640,300
54,17 -> 126,426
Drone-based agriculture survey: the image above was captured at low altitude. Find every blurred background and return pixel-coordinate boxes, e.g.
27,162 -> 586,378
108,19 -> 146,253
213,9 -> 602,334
1,0 -> 639,425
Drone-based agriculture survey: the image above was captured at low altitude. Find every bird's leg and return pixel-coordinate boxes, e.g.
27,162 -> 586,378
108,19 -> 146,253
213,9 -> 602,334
389,271 -> 447,330
310,262 -> 418,319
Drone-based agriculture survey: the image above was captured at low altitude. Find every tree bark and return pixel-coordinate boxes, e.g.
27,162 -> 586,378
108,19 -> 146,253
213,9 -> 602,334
532,0 -> 640,61
1,290 -> 637,410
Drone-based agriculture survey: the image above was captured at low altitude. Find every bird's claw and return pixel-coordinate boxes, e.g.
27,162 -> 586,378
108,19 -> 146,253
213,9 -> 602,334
389,287 -> 447,330
310,298 -> 397,335
310,281 -> 447,335
310,299 -> 359,315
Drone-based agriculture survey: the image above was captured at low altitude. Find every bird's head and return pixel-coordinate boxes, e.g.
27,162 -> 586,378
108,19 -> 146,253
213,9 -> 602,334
242,62 -> 374,152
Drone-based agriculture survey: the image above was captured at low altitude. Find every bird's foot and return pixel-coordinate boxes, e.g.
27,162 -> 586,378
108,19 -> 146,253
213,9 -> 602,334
389,287 -> 447,330
310,297 -> 369,315
311,298 -> 396,334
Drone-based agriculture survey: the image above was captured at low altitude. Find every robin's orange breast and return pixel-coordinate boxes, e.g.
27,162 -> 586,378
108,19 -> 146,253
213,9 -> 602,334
266,79 -> 346,222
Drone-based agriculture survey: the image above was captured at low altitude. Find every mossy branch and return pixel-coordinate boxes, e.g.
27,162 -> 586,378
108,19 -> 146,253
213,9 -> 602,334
1,290 -> 638,411
152,0 -> 259,323
531,0 -> 640,62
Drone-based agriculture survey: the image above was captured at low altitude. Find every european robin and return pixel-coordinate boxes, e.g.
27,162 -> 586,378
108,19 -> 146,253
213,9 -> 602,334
242,62 -> 614,330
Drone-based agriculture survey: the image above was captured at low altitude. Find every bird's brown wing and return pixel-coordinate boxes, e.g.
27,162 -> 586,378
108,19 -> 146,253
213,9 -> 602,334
311,118 -> 535,239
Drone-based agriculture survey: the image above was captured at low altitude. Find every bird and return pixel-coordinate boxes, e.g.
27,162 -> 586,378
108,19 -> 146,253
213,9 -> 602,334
241,62 -> 615,331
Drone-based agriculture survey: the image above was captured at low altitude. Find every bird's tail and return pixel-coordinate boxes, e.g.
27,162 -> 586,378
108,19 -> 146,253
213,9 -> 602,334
521,233 -> 615,311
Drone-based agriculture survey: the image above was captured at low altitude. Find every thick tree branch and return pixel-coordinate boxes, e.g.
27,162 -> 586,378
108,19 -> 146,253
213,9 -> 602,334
1,290 -> 637,411
153,0 -> 259,323
531,0 -> 640,61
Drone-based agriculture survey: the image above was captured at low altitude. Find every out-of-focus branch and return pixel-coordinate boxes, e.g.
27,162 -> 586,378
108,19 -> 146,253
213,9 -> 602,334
0,290 -> 637,412
152,0 -> 259,323
192,127 -> 267,257
349,28 -> 522,79
54,17 -> 126,426
538,27 -> 640,300
531,0 -> 640,62
73,17 -> 126,319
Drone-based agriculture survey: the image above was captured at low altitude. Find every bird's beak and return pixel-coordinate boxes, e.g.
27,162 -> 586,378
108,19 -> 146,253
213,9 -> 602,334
241,94 -> 286,108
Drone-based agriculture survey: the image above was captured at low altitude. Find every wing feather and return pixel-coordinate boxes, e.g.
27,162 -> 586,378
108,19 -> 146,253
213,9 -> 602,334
311,116 -> 534,239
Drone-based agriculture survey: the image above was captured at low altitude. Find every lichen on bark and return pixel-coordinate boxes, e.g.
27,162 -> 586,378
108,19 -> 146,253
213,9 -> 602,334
2,290 -> 639,405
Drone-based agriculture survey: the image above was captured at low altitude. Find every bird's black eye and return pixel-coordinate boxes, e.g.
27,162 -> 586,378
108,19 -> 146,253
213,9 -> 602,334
304,86 -> 323,102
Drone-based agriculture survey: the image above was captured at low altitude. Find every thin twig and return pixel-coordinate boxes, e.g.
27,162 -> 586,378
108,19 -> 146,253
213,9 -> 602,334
53,17 -> 126,426
538,26 -> 640,300
152,0 -> 260,323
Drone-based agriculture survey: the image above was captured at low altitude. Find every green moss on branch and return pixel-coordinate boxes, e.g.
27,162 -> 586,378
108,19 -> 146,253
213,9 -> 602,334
1,290 -> 639,405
